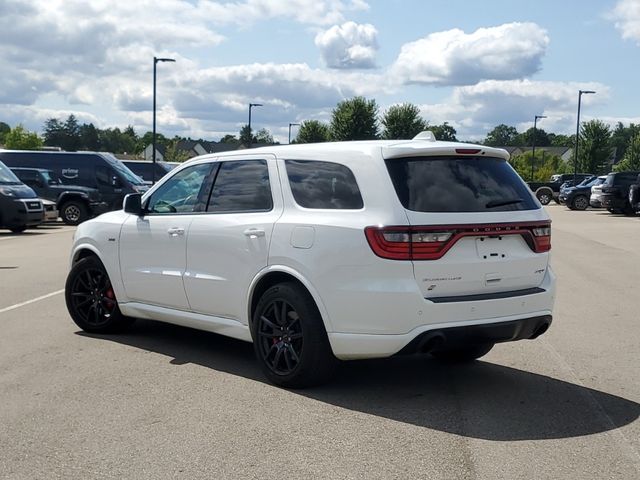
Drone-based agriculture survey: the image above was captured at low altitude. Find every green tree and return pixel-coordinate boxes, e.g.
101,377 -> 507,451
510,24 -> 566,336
43,118 -> 66,148
164,139 -> 191,163
516,127 -> 550,147
610,122 -> 640,163
330,96 -> 379,141
0,122 -> 10,143
4,125 -> 43,150
239,124 -> 254,147
295,120 -> 331,143
576,120 -> 612,174
381,103 -> 427,139
219,134 -> 239,145
255,128 -> 274,144
511,151 -> 567,182
614,132 -> 640,172
484,124 -> 519,146
548,133 -> 575,147
430,122 -> 457,141
63,115 -> 81,151
79,123 -> 100,151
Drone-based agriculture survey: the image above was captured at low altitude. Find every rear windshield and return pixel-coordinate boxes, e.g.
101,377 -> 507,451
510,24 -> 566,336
385,156 -> 538,212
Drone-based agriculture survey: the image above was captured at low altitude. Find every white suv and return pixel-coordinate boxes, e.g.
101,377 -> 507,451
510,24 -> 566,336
65,133 -> 556,387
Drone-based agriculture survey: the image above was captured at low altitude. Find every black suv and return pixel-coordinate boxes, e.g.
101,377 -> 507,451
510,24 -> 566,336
628,174 -> 640,214
11,167 -> 107,225
600,171 -> 640,215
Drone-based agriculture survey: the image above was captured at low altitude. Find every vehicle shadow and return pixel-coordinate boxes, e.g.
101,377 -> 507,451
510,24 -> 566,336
78,319 -> 640,442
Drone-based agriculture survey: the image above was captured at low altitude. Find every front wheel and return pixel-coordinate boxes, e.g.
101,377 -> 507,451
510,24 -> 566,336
9,225 -> 27,233
252,282 -> 337,388
571,195 -> 589,211
431,343 -> 494,362
65,256 -> 134,333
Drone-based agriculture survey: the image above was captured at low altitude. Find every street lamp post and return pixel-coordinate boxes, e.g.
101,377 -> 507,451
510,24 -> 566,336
574,90 -> 596,183
152,56 -> 176,184
288,123 -> 300,144
248,103 -> 262,148
531,115 -> 547,181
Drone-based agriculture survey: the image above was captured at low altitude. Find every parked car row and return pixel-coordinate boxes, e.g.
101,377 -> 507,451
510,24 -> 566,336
554,171 -> 640,215
0,151 -> 173,231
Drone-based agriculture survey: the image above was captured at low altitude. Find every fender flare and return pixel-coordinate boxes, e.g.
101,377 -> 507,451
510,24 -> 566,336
246,265 -> 334,333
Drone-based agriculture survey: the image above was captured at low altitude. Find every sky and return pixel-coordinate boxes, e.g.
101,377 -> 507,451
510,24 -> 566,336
1,0 -> 639,143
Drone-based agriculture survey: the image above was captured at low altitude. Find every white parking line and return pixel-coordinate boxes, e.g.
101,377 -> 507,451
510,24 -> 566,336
0,289 -> 65,314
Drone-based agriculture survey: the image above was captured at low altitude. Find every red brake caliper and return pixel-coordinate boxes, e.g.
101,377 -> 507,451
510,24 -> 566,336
104,287 -> 115,311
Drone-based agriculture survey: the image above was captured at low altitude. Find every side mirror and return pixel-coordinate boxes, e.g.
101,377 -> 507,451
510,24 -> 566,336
112,175 -> 122,187
123,193 -> 143,215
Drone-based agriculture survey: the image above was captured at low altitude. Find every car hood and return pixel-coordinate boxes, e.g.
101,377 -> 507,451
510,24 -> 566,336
0,184 -> 37,199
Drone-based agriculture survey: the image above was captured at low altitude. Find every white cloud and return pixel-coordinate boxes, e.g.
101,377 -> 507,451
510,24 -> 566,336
610,0 -> 640,43
315,21 -> 378,69
392,22 -> 549,86
418,80 -> 609,139
201,0 -> 369,26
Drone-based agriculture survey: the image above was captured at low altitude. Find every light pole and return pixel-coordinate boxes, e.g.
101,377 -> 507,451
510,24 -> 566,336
152,56 -> 175,184
574,90 -> 596,183
531,115 -> 547,181
248,103 -> 262,148
288,123 -> 300,144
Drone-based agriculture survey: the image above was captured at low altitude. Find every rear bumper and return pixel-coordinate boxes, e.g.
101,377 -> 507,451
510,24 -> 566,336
600,195 -> 625,209
328,311 -> 553,360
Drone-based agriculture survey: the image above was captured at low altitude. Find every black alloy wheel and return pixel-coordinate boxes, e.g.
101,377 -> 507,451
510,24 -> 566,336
252,282 -> 337,388
65,256 -> 134,333
256,299 -> 304,376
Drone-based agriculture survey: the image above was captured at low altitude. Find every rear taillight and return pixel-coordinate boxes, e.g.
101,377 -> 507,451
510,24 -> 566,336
365,222 -> 551,260
531,226 -> 551,253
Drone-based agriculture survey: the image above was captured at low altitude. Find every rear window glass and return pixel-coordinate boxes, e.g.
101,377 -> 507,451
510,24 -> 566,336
385,156 -> 538,212
285,160 -> 363,209
207,160 -> 272,212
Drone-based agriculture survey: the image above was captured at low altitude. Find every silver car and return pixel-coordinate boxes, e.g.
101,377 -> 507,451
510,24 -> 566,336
589,176 -> 608,208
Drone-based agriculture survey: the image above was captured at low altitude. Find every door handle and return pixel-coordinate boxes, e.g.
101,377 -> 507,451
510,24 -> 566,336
243,228 -> 265,238
167,227 -> 185,237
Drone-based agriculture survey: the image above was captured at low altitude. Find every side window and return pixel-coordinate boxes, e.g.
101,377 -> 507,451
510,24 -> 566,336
147,163 -> 213,214
96,166 -> 113,187
15,170 -> 36,183
207,160 -> 272,212
285,160 -> 363,209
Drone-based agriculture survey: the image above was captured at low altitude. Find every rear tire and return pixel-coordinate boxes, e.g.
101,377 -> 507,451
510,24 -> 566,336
65,256 -> 134,333
536,188 -> 553,205
251,282 -> 337,388
9,226 -> 27,233
431,343 -> 494,362
60,200 -> 88,225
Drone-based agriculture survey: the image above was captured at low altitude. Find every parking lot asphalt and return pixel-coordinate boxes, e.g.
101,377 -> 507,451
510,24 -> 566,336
1,208 -> 639,479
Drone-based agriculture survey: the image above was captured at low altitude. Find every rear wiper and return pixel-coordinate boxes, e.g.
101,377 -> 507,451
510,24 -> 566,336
486,198 -> 523,208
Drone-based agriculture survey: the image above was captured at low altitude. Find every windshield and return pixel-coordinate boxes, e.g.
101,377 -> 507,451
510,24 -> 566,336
385,156 -> 538,212
0,161 -> 22,185
102,154 -> 145,185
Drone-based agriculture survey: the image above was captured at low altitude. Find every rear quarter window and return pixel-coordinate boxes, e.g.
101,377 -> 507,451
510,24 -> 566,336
385,156 -> 539,212
285,160 -> 363,209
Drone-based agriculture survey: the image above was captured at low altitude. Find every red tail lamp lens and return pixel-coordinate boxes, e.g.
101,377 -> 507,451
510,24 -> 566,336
365,222 -> 551,260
